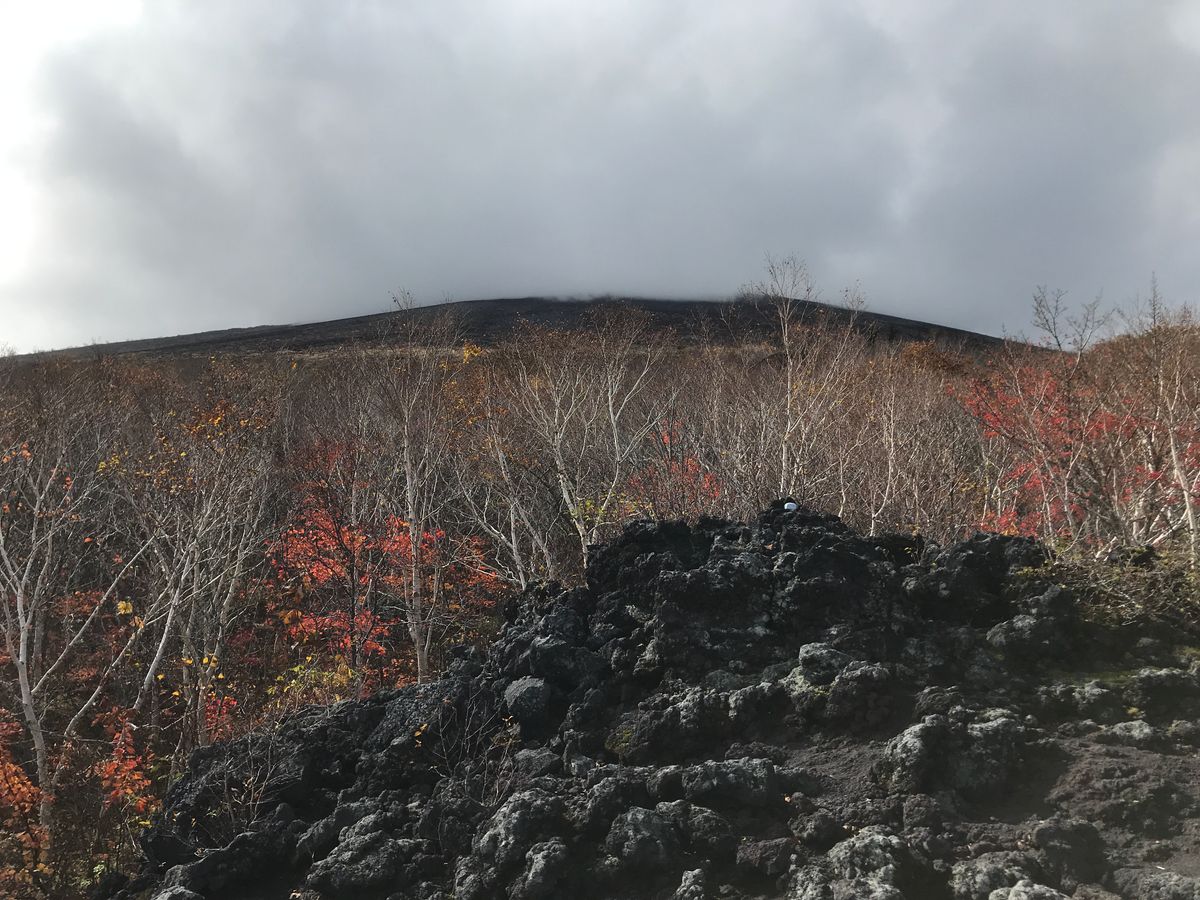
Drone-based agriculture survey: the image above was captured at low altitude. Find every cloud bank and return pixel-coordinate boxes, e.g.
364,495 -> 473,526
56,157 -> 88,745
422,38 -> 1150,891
3,1 -> 1199,350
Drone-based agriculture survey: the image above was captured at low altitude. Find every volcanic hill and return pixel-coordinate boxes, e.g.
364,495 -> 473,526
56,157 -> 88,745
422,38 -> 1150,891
46,296 -> 1002,358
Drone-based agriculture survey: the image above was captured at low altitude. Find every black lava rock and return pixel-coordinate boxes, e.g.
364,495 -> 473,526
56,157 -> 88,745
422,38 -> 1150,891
107,509 -> 1200,900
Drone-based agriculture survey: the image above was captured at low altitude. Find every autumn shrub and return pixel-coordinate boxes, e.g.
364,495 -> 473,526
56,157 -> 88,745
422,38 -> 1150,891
0,719 -> 48,899
428,680 -> 518,809
960,287 -> 1200,564
1040,548 -> 1200,630
182,733 -> 285,851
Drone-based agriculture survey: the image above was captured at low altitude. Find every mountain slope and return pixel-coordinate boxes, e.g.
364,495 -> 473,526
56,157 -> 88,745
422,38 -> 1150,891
45,296 -> 1004,358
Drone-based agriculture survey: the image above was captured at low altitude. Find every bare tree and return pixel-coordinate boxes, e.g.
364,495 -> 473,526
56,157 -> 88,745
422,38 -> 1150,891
738,256 -> 871,505
491,308 -> 673,573
1106,282 -> 1200,563
455,357 -> 565,588
0,361 -> 149,848
370,310 -> 471,681
110,363 -> 284,763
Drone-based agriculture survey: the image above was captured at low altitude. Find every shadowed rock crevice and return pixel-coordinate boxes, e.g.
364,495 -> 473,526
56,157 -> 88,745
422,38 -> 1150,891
105,504 -> 1200,900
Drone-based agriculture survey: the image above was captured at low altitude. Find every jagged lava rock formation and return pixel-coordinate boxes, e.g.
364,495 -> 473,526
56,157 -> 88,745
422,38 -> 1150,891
107,504 -> 1200,900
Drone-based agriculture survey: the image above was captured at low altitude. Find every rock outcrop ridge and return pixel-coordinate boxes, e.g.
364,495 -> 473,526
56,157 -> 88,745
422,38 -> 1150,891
106,504 -> 1200,900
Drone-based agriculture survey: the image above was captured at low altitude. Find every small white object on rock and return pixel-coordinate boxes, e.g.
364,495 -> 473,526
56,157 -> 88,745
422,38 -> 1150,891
783,501 -> 799,512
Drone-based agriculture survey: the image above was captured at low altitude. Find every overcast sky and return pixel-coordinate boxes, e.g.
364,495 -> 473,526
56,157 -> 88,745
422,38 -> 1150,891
2,1 -> 1198,351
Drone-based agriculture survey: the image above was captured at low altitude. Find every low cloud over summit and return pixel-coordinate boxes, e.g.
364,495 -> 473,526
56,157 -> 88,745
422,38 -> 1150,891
2,1 -> 1199,350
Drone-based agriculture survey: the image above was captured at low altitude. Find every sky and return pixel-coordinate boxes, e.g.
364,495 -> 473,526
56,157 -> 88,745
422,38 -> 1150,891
1,1 -> 1199,351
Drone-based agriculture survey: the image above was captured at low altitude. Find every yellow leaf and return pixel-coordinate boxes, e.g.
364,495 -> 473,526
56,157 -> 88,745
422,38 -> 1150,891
116,600 -> 133,615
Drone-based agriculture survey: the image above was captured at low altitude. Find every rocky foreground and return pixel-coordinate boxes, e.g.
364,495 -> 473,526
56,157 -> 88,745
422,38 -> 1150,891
107,505 -> 1200,900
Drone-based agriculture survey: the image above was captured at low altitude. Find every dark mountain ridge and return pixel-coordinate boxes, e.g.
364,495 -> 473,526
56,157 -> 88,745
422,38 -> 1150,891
38,296 -> 1005,359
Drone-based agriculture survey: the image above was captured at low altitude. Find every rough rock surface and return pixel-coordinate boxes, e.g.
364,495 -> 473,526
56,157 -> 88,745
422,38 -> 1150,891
104,504 -> 1200,899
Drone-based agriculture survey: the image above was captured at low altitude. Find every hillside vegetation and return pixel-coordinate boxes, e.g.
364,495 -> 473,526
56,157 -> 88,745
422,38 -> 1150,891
1,273 -> 1198,896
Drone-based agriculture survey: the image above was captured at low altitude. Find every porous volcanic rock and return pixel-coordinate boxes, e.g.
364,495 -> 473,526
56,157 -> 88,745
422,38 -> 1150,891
104,504 -> 1200,900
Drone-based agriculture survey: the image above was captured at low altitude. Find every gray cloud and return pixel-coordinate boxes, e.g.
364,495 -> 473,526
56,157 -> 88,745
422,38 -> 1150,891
3,0 -> 1199,350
